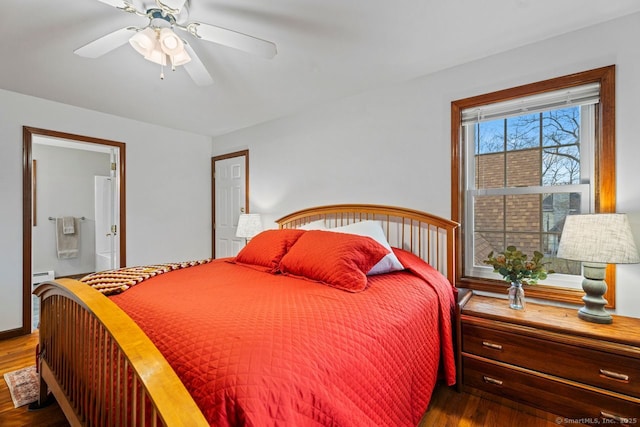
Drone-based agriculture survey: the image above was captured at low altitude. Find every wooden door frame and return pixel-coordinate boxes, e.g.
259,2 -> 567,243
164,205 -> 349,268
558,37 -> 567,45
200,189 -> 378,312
211,150 -> 249,258
12,127 -> 127,340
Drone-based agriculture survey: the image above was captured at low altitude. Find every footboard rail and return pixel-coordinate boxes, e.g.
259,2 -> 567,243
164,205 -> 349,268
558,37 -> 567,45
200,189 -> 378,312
34,278 -> 208,427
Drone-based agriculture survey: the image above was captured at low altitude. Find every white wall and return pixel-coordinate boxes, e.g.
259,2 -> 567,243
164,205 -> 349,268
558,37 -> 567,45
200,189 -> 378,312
32,144 -> 111,277
212,13 -> 640,318
0,89 -> 212,332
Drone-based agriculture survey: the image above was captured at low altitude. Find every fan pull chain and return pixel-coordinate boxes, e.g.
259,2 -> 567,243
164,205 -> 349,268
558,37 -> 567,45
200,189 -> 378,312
160,63 -> 165,80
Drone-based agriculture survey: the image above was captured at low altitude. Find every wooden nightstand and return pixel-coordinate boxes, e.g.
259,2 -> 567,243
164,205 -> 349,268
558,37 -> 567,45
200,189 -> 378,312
459,293 -> 640,423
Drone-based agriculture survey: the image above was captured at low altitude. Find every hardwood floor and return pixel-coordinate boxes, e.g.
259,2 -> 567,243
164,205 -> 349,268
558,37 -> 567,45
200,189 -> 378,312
1,332 -> 561,426
420,384 -> 562,426
0,332 -> 68,427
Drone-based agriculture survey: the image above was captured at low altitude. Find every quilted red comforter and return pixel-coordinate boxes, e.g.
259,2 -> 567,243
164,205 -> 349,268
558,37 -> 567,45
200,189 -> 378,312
111,248 -> 456,426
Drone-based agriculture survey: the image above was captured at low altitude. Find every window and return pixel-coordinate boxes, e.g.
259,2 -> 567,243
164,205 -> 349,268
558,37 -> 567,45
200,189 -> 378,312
451,66 -> 617,306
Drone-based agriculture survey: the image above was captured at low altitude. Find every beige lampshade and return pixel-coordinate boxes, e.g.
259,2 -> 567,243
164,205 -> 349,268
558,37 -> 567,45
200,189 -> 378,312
557,213 -> 640,264
236,214 -> 263,239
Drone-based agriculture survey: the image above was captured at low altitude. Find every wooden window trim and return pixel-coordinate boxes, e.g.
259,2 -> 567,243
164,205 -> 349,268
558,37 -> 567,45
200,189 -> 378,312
451,65 -> 616,307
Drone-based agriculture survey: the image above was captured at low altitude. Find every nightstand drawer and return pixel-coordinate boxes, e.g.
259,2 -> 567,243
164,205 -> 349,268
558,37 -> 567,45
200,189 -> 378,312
462,323 -> 640,398
463,356 -> 640,421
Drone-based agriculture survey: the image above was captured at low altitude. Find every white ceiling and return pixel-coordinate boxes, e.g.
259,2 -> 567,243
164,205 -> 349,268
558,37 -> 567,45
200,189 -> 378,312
3,1 -> 640,137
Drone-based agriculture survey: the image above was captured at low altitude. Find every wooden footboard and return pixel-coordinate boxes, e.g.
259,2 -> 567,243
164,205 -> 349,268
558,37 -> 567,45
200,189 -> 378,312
34,278 -> 208,427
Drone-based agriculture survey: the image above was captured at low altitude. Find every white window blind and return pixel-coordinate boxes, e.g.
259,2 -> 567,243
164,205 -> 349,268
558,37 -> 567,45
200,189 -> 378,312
461,82 -> 600,125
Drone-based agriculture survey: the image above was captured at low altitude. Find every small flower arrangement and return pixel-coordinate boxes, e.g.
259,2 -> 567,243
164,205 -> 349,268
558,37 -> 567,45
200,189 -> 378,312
483,246 -> 553,285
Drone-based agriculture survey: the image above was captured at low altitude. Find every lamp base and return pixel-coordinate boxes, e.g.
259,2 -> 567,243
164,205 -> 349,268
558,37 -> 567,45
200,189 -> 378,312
577,307 -> 613,324
578,263 -> 613,324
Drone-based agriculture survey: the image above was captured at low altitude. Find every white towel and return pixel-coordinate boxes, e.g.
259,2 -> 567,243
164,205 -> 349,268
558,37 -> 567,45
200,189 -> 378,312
62,216 -> 75,234
56,218 -> 79,259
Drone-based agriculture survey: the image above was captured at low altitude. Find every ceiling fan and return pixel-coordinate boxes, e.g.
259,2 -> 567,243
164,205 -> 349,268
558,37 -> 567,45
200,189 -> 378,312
74,0 -> 277,86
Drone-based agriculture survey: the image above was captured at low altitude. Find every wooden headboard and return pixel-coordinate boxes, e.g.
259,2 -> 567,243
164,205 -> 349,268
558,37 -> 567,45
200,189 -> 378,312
276,204 -> 458,286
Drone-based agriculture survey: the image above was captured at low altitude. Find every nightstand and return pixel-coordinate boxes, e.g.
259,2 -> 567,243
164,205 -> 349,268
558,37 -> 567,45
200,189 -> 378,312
459,293 -> 640,422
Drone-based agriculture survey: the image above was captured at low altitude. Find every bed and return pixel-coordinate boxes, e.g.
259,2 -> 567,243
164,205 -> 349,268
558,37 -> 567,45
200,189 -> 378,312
33,204 -> 458,426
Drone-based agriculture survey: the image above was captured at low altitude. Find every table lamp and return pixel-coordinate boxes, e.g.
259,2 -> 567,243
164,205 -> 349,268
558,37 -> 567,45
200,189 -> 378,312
236,213 -> 263,242
556,213 -> 639,324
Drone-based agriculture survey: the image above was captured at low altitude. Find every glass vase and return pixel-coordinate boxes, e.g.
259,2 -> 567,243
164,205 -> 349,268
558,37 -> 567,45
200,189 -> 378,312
508,281 -> 525,310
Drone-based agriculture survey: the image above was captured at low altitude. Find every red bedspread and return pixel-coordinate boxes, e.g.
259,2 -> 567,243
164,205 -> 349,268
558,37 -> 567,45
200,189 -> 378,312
111,249 -> 456,426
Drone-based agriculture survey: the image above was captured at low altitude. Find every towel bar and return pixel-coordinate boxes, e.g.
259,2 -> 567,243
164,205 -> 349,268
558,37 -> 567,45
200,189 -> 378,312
48,216 -> 87,221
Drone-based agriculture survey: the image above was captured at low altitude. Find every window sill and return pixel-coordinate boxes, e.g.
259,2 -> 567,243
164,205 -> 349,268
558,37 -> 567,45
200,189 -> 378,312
456,276 -> 589,306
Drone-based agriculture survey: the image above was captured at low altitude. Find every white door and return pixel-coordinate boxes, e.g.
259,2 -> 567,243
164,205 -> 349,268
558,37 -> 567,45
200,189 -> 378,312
109,148 -> 120,269
94,148 -> 120,271
94,176 -> 116,271
214,155 -> 246,258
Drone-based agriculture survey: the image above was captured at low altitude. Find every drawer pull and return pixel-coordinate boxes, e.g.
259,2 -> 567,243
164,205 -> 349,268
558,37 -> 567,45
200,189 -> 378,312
600,411 -> 629,423
482,341 -> 503,351
599,369 -> 629,382
482,376 -> 503,386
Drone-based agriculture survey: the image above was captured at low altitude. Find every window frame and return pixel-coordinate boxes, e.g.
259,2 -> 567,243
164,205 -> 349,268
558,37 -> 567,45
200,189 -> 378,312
463,104 -> 594,288
451,65 -> 617,307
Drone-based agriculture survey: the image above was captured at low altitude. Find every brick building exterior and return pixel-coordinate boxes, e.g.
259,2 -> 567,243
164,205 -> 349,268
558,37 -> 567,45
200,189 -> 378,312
474,147 -> 542,264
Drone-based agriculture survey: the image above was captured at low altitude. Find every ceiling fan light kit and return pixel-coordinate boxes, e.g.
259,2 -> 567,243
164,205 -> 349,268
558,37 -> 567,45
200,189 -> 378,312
159,28 -> 182,54
129,27 -> 156,55
74,0 -> 277,85
129,26 -> 191,78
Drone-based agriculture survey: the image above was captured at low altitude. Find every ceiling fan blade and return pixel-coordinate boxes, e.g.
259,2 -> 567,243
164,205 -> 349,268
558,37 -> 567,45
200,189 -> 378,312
182,42 -> 214,86
185,22 -> 277,59
155,0 -> 188,14
96,0 -> 130,7
74,27 -> 137,58
95,0 -> 141,12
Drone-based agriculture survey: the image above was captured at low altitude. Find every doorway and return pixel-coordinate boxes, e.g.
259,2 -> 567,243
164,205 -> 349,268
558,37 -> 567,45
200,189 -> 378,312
212,150 -> 249,258
21,127 -> 126,337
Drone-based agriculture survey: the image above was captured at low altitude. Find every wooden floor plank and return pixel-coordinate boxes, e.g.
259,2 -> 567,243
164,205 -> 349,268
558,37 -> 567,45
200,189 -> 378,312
0,332 -> 68,427
1,332 -> 561,426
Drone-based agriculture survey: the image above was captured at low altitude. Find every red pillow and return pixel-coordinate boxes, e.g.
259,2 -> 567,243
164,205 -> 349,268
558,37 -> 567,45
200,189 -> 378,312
234,229 -> 306,272
279,230 -> 389,292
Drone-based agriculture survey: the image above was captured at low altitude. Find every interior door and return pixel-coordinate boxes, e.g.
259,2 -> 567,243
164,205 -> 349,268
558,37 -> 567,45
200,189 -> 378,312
213,151 -> 248,258
109,148 -> 120,268
94,175 -> 116,271
94,147 -> 120,271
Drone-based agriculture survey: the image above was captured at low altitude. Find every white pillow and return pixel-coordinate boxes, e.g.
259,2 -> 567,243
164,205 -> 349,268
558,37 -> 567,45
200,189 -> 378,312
298,219 -> 328,230
328,220 -> 404,275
